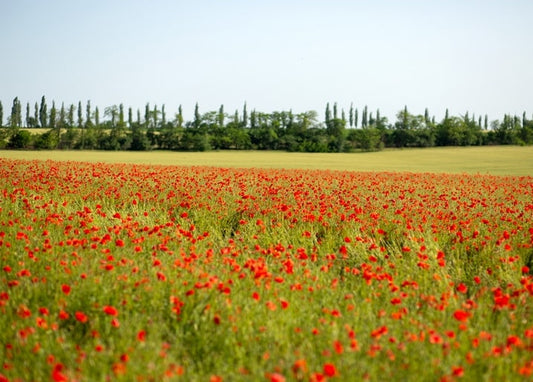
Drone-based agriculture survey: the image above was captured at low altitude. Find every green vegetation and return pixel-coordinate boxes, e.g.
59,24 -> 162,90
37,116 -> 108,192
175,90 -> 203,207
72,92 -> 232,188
1,97 -> 532,152
0,159 -> 532,381
1,146 -> 532,175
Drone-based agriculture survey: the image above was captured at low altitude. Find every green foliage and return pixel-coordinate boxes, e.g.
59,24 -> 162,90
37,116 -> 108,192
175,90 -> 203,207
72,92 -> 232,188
10,97 -> 22,128
39,96 -> 48,128
130,128 -> 152,151
348,128 -> 383,151
7,129 -> 32,148
34,130 -> 58,149
2,97 -> 533,153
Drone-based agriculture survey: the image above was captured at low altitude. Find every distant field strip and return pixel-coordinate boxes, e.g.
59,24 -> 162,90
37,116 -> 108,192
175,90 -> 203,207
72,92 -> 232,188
1,146 -> 532,175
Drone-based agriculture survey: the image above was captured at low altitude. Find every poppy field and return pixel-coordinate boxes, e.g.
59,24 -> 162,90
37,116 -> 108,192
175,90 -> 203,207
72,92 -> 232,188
1,158 -> 532,381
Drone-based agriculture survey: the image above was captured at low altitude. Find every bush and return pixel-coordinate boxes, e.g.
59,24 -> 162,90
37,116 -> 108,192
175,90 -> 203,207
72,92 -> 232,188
7,130 -> 32,149
34,131 -> 58,149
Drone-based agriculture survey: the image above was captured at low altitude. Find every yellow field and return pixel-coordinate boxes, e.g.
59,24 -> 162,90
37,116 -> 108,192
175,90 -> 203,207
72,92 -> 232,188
1,146 -> 532,175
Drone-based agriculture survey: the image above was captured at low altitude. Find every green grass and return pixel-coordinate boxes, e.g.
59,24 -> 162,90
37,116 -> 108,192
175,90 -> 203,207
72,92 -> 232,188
1,146 -> 532,175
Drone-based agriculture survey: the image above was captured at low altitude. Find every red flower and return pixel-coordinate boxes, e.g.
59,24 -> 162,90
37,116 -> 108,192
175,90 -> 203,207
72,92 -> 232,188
456,283 -> 468,294
371,325 -> 388,339
268,373 -> 286,382
452,366 -> 464,377
75,311 -> 88,323
103,305 -> 118,316
51,363 -> 68,382
333,340 -> 344,354
61,284 -> 71,295
323,363 -> 338,377
58,310 -> 69,320
453,310 -> 470,322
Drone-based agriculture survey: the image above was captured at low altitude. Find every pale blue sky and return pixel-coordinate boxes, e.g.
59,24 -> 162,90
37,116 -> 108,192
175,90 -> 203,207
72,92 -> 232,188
1,0 -> 532,124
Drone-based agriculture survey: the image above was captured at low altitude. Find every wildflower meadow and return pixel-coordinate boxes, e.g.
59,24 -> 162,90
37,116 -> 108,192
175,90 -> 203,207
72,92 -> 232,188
1,158 -> 532,381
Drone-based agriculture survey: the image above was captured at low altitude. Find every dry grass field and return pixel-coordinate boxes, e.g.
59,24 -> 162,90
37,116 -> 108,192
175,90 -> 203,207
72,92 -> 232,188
1,146 -> 532,175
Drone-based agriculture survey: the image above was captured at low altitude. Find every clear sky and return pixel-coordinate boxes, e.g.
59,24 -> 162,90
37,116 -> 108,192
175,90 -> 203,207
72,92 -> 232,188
1,0 -> 532,124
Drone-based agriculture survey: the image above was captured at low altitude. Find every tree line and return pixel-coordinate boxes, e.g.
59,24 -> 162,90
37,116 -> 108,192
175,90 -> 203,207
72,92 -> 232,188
1,96 -> 532,152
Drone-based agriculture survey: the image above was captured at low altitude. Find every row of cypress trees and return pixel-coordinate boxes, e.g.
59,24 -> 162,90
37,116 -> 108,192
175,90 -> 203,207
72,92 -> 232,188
1,97 -> 532,151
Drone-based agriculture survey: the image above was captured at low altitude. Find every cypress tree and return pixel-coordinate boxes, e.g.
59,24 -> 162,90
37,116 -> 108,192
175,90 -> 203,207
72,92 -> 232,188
17,98 -> 22,127
194,103 -> 201,128
119,104 -> 125,127
144,103 -> 150,128
86,100 -> 92,127
250,109 -> 257,128
57,102 -> 65,144
26,102 -> 30,127
49,101 -> 56,129
77,101 -> 83,128
218,105 -> 225,128
362,105 -> 368,128
242,102 -> 248,128
10,97 -> 22,128
177,105 -> 183,128
95,107 -> 100,127
137,109 -> 141,125
424,108 -> 430,125
349,103 -> 354,127
0,100 -> 3,127
445,108 -> 449,121
152,104 -> 158,128
59,103 -> 66,128
354,108 -> 358,128
68,104 -> 74,127
128,107 -> 133,127
325,103 -> 331,126
40,96 -> 48,128
161,105 -> 166,127
333,102 -> 338,120
402,106 -> 408,129
34,103 -> 39,127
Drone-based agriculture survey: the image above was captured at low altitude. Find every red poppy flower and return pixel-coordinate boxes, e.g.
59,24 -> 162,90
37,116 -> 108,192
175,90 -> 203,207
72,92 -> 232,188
453,310 -> 470,322
323,363 -> 338,377
103,305 -> 118,316
75,311 -> 88,323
